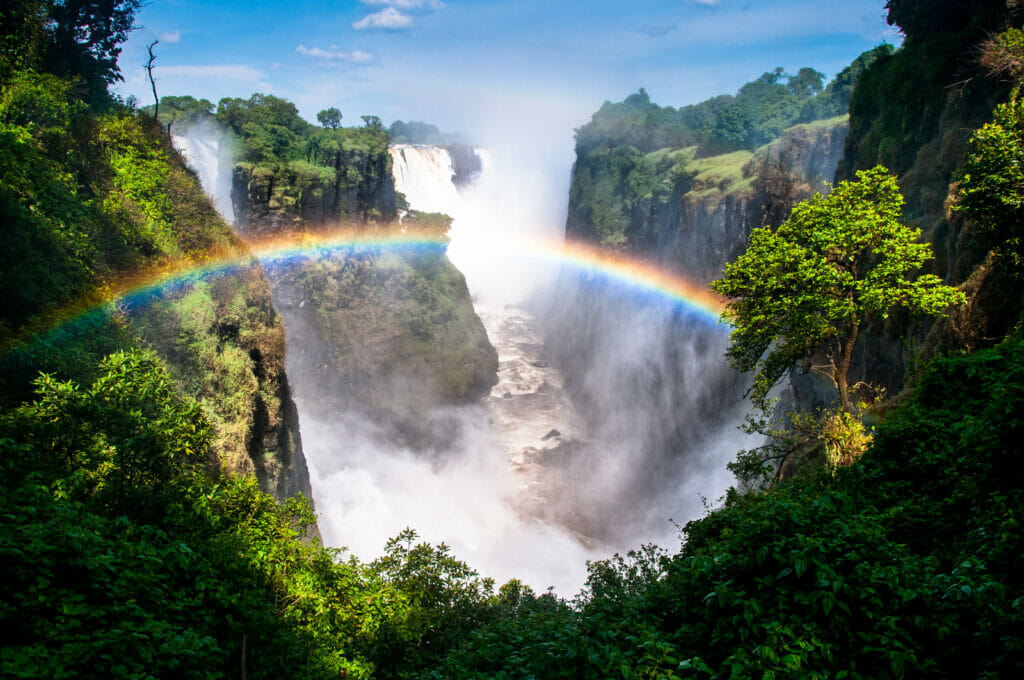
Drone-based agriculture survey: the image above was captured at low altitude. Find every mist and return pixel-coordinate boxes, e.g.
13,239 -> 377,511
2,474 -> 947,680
173,115 -> 754,595
170,118 -> 237,225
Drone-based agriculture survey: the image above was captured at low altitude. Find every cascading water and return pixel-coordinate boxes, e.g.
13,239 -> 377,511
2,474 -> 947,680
390,144 -> 753,560
172,127 -> 752,594
171,119 -> 236,224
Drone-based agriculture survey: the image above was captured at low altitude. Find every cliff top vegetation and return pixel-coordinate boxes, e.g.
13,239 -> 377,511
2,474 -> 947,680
574,46 -> 891,157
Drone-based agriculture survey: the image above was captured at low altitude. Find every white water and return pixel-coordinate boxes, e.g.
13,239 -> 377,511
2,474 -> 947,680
380,144 -> 748,588
171,119 -> 236,224
174,132 -> 749,594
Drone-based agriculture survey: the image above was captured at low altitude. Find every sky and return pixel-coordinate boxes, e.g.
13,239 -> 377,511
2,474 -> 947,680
116,0 -> 900,144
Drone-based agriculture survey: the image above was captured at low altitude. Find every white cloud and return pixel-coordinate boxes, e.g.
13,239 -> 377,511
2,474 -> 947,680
360,0 -> 444,9
159,30 -> 181,43
353,7 -> 414,30
296,44 -> 374,64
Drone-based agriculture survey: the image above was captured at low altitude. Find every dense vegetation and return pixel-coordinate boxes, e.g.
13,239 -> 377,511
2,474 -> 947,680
566,49 -> 883,250
711,166 -> 964,412
388,120 -> 466,146
412,337 -> 1024,678
574,48 -> 888,158
158,93 -> 397,225
3,0 -> 1024,678
0,1 -> 304,483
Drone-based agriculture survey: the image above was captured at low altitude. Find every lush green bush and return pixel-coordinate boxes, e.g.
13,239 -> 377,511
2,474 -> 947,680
0,350 -> 405,678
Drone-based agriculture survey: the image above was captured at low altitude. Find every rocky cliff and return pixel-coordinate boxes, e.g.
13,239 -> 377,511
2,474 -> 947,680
129,262 -> 310,499
835,4 -> 1021,390
230,148 -> 497,443
232,153 -> 398,237
566,116 -> 849,285
548,115 -> 851,471
0,108 -> 311,501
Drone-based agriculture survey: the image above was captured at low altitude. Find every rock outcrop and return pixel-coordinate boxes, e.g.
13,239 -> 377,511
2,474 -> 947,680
549,116 -> 851,461
230,148 -> 498,445
567,115 -> 849,285
232,155 -> 398,238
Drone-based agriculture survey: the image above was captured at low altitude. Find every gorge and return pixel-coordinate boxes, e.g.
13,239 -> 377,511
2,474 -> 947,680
5,1 -> 1024,676
171,128 -> 766,592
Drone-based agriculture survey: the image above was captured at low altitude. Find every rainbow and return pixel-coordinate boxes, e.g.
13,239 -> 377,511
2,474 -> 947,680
2,228 -> 727,358
531,237 -> 726,322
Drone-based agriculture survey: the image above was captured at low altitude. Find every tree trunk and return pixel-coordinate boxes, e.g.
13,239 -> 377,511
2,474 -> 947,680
835,319 -> 859,412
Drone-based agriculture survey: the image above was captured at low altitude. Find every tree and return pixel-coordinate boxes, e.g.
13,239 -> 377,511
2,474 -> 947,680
956,88 -> 1024,270
711,166 -> 965,411
144,39 -> 158,117
44,0 -> 143,95
1,0 -> 143,99
316,106 -> 341,129
361,114 -> 382,130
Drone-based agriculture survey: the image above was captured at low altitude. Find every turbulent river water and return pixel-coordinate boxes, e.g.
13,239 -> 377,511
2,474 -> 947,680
173,133 -> 749,594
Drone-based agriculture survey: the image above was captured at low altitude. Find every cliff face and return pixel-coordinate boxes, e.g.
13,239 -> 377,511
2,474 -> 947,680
567,116 -> 849,285
822,5 -> 1023,400
128,263 -> 310,499
267,247 -> 497,426
230,147 -> 497,443
0,108 -> 311,501
551,116 -> 850,453
232,152 -> 398,237
444,144 -> 483,187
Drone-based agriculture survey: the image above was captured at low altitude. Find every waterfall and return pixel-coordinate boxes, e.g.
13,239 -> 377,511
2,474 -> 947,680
378,143 -> 752,585
170,119 -> 236,224
390,145 -> 461,214
174,131 -> 750,594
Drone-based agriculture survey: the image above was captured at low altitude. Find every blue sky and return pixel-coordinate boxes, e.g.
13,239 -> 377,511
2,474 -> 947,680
116,0 -> 899,143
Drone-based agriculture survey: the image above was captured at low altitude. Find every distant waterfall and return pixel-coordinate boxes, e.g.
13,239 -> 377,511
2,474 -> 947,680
171,120 -> 236,225
390,145 -> 462,214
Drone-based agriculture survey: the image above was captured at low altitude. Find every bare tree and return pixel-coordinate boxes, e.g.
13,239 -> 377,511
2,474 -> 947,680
145,40 -> 159,119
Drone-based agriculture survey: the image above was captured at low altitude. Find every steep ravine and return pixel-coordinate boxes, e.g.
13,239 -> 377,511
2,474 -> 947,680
553,116 -> 850,465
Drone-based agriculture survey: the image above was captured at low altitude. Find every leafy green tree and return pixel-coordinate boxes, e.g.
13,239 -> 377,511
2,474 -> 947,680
369,528 -> 495,673
5,349 -> 211,514
360,114 -> 382,130
0,0 -> 143,99
711,166 -> 965,411
956,89 -> 1024,271
316,106 -> 341,129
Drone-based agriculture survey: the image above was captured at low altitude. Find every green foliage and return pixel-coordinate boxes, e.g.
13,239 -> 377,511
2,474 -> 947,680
838,3 -> 1013,222
956,89 -> 1024,271
883,0 -> 1011,44
711,166 -> 965,409
0,350 -> 405,679
317,106 -> 342,129
2,349 -> 210,513
199,92 -> 394,222
729,398 -> 876,489
401,209 -> 453,242
797,45 -> 894,123
0,0 -> 142,102
151,94 -> 214,132
388,120 -> 465,145
566,50 -> 884,250
369,528 -> 497,674
574,53 -> 878,157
